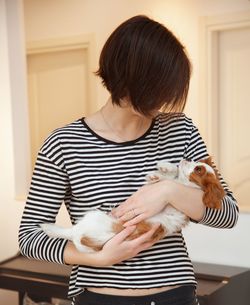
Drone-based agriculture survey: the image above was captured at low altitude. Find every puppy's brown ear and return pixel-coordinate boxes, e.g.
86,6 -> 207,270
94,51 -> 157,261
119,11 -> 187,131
202,173 -> 225,209
199,156 -> 213,167
199,156 -> 220,179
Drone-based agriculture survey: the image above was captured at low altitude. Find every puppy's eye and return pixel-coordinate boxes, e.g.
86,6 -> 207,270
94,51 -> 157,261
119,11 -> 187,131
194,166 -> 202,174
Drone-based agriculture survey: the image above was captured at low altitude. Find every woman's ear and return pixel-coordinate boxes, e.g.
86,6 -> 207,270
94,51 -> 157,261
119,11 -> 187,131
202,173 -> 225,209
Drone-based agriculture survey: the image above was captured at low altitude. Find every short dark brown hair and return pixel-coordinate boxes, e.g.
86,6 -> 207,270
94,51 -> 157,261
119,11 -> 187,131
96,15 -> 192,115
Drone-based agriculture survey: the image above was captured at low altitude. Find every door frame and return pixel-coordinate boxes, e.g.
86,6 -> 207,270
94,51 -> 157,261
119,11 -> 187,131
27,34 -> 97,114
199,10 -> 250,165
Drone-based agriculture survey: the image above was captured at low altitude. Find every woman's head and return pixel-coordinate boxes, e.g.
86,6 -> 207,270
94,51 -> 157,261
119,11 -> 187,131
96,15 -> 192,116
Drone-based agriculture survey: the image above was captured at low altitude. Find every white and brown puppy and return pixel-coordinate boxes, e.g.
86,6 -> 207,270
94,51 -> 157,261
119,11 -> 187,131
41,157 -> 225,253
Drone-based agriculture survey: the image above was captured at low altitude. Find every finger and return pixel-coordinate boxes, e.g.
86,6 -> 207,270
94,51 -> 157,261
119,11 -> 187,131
114,197 -> 136,216
111,225 -> 136,243
133,223 -> 160,245
111,203 -> 129,218
119,209 -> 137,222
123,213 -> 146,227
138,240 -> 156,253
119,211 -> 131,222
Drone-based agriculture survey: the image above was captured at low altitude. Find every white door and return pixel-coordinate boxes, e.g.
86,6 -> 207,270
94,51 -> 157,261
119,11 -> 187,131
28,48 -> 89,167
218,26 -> 250,211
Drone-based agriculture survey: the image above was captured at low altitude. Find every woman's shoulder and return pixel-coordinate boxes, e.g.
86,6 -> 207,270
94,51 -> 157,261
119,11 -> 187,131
41,118 -> 84,151
156,112 -> 194,129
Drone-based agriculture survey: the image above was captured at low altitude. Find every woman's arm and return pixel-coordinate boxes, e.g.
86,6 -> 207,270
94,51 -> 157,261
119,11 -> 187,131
113,173 -> 238,229
113,118 -> 239,229
64,223 -> 160,266
182,120 -> 239,228
18,136 -> 69,264
112,179 -> 205,225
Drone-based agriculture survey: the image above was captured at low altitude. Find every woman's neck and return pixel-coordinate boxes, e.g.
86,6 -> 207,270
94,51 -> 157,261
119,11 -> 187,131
85,97 -> 154,143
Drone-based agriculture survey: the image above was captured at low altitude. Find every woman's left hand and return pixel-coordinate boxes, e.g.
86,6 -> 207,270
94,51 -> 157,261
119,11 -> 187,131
111,179 -> 176,226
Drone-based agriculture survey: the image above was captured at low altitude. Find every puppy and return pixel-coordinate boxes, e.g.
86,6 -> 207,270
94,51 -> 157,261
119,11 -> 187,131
41,157 -> 225,253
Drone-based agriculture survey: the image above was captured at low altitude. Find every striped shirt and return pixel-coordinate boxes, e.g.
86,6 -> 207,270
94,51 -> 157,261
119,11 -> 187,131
19,112 -> 239,299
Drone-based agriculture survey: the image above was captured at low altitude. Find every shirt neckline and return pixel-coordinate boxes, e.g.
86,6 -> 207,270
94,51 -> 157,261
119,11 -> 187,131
80,115 -> 157,146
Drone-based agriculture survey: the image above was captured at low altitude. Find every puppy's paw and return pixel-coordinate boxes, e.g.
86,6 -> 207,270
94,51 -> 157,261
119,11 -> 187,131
157,161 -> 178,177
146,172 -> 162,183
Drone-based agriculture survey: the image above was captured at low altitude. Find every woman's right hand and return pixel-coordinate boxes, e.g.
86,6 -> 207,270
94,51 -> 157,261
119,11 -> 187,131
64,224 -> 160,266
94,224 -> 160,266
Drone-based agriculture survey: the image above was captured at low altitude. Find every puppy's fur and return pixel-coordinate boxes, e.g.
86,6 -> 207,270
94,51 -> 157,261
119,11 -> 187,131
41,157 -> 225,253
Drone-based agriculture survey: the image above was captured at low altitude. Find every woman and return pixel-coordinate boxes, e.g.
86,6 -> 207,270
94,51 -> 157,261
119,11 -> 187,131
19,15 -> 238,305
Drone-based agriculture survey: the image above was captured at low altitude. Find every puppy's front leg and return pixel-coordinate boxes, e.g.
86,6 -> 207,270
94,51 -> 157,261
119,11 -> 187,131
157,161 -> 178,179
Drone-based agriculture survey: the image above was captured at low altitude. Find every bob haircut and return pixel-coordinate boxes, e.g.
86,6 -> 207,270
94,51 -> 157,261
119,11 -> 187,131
96,15 -> 192,116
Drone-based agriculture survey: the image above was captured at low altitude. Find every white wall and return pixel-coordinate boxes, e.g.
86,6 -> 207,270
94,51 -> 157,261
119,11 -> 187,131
0,0 -> 27,303
0,0 -> 29,261
1,0 -> 250,303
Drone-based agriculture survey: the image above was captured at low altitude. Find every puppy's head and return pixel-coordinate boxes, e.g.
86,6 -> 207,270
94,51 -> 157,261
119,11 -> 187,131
178,157 -> 225,209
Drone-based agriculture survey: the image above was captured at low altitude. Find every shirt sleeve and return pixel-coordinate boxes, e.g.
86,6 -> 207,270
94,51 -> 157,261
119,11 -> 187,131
18,134 -> 69,264
183,117 -> 239,228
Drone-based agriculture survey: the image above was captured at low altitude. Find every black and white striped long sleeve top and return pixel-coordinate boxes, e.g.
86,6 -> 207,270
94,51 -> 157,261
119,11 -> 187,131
19,113 -> 239,299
